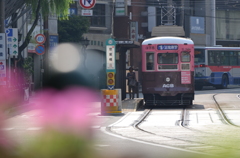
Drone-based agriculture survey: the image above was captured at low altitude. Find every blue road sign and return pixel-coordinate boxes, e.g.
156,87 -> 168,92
107,85 -> 115,90
5,29 -> 13,37
35,45 -> 45,55
49,35 -> 58,50
69,8 -> 77,15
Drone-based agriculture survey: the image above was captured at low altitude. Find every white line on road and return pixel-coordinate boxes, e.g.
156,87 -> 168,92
100,127 -> 215,157
1,128 -> 14,131
27,127 -> 42,130
94,144 -> 110,147
91,126 -> 101,129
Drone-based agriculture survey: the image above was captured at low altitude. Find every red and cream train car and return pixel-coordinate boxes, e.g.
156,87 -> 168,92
141,36 -> 195,106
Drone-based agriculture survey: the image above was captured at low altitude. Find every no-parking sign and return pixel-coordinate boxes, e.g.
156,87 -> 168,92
79,0 -> 96,9
35,45 -> 45,55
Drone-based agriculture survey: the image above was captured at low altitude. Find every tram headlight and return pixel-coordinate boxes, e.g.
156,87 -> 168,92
166,77 -> 170,82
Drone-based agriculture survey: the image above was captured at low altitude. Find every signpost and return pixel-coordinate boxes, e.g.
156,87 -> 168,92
35,34 -> 46,55
49,35 -> 58,51
0,60 -> 7,85
35,45 -> 45,55
6,28 -> 18,56
0,33 -> 6,85
35,34 -> 46,44
79,0 -> 96,9
106,38 -> 116,90
0,33 -> 6,60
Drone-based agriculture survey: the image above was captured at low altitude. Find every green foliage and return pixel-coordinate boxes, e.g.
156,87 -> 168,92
23,56 -> 34,85
25,0 -> 73,19
58,15 -> 90,43
18,129 -> 98,158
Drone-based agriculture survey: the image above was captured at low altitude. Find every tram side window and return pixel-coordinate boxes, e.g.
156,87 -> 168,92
181,52 -> 190,62
146,53 -> 154,70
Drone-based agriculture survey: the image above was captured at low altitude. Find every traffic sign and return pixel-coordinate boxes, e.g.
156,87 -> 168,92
0,33 -> 6,60
35,45 -> 45,55
35,34 -> 46,44
107,85 -> 114,90
106,38 -> 116,73
6,28 -> 18,56
107,72 -> 115,87
0,60 -> 6,85
79,0 -> 96,9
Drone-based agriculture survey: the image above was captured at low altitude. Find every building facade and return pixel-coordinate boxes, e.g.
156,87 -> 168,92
76,0 -> 240,98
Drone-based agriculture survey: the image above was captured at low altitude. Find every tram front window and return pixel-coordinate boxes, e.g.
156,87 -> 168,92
158,53 -> 178,64
146,52 -> 154,70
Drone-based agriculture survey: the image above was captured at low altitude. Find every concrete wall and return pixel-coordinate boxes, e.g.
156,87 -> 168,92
76,49 -> 106,89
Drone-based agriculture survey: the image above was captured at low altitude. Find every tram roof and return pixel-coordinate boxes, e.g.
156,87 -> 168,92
142,36 -> 194,45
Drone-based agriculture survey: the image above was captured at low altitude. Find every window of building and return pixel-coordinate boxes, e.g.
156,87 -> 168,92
90,4 -> 106,27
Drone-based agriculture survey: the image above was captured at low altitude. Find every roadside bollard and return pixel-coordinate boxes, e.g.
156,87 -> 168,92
101,89 -> 122,115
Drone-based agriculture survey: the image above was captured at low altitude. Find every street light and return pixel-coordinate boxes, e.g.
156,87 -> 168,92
80,37 -> 90,48
80,37 -> 90,70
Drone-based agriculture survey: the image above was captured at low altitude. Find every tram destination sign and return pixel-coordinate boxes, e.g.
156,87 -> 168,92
157,45 -> 178,50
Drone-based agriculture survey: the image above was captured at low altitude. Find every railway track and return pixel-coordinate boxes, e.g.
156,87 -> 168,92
107,92 -> 240,157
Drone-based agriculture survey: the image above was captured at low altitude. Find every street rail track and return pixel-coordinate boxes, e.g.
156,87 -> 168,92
107,92 -> 240,156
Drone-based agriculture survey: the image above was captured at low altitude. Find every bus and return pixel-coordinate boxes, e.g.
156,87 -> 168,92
142,36 -> 195,106
194,46 -> 240,90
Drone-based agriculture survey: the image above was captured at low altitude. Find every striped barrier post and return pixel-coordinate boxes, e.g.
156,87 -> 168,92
101,89 -> 122,115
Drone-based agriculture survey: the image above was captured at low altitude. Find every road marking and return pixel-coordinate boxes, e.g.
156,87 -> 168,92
94,144 -> 110,147
27,127 -> 42,130
237,94 -> 240,99
1,128 -> 14,131
91,126 -> 101,129
100,127 -> 215,157
21,115 -> 29,118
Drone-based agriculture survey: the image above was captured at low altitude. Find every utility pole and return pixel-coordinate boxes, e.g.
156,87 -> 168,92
43,15 -> 49,86
211,0 -> 216,46
0,0 -> 5,33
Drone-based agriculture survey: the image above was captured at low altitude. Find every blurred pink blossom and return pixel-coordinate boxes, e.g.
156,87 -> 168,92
31,87 -> 100,137
0,111 -> 16,155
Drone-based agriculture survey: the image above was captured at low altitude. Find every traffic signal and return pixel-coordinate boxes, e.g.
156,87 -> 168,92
107,72 -> 115,86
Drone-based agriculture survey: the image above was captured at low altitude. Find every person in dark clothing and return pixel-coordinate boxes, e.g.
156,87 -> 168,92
126,67 -> 136,99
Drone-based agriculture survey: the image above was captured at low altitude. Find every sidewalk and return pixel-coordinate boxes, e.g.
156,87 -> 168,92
122,98 -> 143,112
5,90 -> 144,119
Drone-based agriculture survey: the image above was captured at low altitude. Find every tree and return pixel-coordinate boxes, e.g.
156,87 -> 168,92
20,0 -> 73,53
4,0 -> 73,57
58,15 -> 90,43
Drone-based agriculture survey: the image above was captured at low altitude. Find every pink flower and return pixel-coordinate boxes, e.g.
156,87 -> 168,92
31,87 -> 100,137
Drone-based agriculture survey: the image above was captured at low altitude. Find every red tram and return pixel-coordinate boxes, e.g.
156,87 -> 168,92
141,36 -> 195,106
